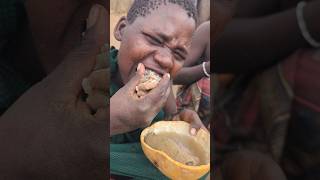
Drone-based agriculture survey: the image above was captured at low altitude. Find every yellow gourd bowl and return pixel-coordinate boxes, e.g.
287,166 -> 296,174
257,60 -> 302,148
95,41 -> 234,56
140,121 -> 210,180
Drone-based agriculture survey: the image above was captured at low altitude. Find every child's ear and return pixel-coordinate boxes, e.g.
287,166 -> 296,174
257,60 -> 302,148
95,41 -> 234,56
114,16 -> 127,41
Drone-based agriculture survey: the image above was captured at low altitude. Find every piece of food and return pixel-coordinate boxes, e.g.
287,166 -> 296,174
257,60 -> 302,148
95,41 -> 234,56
135,69 -> 161,97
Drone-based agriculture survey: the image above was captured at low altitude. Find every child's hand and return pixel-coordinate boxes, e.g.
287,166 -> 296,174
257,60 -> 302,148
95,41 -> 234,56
111,64 -> 171,134
173,109 -> 208,135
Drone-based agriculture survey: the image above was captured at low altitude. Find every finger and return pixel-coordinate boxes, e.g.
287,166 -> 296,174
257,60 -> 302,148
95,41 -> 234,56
47,4 -> 108,101
86,91 -> 108,111
179,109 -> 207,135
145,73 -> 170,103
94,107 -> 107,122
126,63 -> 145,92
82,68 -> 109,94
190,128 -> 197,136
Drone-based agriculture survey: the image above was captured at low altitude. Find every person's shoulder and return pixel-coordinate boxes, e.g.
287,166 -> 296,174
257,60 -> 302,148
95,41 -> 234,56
193,21 -> 210,44
197,21 -> 210,34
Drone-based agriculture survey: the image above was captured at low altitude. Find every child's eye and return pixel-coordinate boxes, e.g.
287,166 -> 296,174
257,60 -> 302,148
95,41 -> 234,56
143,33 -> 163,46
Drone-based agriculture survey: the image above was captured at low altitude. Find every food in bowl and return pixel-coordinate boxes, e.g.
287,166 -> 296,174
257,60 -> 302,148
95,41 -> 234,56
140,121 -> 210,180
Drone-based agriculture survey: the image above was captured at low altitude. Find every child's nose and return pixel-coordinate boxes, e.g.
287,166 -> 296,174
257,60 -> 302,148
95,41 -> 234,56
154,48 -> 173,70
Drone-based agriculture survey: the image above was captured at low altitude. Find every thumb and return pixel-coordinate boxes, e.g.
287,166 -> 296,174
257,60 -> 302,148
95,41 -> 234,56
125,63 -> 146,92
47,4 -> 108,101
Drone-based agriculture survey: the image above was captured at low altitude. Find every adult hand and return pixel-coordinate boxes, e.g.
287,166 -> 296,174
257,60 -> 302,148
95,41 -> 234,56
0,4 -> 107,180
110,63 -> 171,136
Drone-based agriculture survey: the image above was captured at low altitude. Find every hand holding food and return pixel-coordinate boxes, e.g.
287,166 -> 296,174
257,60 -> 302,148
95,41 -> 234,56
135,69 -> 162,97
110,63 -> 171,134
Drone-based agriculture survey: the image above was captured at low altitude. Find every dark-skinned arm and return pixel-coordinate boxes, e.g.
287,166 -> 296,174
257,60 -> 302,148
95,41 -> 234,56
173,62 -> 210,85
174,22 -> 210,85
213,0 -> 320,73
164,86 -> 178,115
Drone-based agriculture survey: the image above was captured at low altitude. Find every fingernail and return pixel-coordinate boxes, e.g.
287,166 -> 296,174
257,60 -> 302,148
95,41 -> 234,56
137,63 -> 142,71
87,5 -> 100,30
165,73 -> 170,79
190,128 -> 196,135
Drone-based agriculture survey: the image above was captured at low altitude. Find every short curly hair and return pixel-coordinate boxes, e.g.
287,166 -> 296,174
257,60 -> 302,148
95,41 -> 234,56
127,0 -> 197,24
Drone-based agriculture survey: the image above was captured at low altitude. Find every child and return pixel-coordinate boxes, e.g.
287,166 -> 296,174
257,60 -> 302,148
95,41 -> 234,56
108,0 -> 207,178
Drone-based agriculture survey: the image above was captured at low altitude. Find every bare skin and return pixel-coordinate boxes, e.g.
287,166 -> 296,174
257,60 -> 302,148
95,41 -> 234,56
213,0 -> 320,73
24,0 -> 106,74
174,0 -> 238,85
211,1 -> 289,180
174,21 -> 210,85
0,5 -> 108,179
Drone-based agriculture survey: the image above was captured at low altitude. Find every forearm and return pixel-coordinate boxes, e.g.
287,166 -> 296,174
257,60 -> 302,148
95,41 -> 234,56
164,87 -> 177,115
174,64 -> 208,85
213,1 -> 320,73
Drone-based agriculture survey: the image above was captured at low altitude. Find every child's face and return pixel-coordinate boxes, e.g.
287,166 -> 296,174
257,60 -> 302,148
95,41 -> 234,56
114,4 -> 196,84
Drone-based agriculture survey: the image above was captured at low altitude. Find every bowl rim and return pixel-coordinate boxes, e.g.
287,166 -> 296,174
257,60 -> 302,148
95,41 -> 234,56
140,121 -> 211,171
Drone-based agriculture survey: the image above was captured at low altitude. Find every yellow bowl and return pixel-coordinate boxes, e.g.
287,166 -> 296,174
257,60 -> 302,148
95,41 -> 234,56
140,121 -> 210,180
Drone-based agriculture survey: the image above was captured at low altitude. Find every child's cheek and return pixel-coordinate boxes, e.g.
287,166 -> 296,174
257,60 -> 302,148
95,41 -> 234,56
130,38 -> 153,63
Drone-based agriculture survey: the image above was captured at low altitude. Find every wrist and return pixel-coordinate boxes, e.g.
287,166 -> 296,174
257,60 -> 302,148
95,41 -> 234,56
202,62 -> 210,77
205,62 -> 210,74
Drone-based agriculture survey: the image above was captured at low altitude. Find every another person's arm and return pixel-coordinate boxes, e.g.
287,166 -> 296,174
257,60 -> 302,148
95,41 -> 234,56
174,22 -> 210,85
213,0 -> 320,73
173,61 -> 210,85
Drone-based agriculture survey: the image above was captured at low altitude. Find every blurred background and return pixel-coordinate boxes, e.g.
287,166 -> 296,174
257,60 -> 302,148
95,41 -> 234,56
110,0 -> 133,49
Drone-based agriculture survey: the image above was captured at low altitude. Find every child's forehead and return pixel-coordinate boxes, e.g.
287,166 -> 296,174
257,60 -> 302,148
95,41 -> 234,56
137,14 -> 195,40
134,5 -> 195,30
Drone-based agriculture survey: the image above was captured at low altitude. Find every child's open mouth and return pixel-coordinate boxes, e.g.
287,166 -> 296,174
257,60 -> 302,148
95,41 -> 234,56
135,69 -> 162,97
